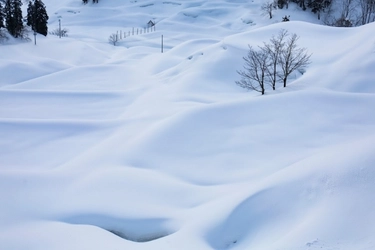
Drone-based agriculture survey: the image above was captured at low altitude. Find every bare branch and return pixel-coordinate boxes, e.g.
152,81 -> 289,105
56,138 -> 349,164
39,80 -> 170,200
261,1 -> 275,19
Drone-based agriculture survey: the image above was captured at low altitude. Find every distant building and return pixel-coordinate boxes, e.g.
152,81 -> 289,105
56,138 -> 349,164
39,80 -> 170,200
147,20 -> 155,28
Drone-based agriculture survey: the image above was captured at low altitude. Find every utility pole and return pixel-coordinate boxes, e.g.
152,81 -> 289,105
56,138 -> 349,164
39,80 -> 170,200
59,19 -> 61,38
161,35 -> 163,53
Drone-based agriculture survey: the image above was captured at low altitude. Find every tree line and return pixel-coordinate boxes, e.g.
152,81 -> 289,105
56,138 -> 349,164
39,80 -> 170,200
236,29 -> 311,95
262,0 -> 375,26
0,0 -> 48,40
82,0 -> 99,4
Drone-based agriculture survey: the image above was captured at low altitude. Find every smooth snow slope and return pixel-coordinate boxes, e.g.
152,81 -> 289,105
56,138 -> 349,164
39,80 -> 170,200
1,0 -> 375,249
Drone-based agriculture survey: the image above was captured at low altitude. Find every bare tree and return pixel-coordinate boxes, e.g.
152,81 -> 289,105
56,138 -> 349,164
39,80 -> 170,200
278,32 -> 311,88
262,29 -> 288,90
261,1 -> 275,19
341,0 -> 356,19
323,0 -> 354,27
358,0 -> 375,25
236,46 -> 269,95
108,33 -> 118,46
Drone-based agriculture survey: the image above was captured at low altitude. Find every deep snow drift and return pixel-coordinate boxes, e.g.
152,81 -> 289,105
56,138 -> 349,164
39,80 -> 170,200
1,0 -> 375,249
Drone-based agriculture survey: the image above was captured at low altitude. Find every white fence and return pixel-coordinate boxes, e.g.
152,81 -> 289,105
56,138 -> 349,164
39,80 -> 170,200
114,25 -> 156,41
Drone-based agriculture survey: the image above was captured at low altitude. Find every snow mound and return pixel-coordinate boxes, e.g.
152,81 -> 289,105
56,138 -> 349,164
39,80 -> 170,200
1,0 -> 375,249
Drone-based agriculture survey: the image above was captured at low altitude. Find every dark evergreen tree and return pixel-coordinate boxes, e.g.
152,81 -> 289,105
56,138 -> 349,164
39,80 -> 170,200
4,0 -> 24,37
307,0 -> 331,19
12,0 -> 23,37
291,0 -> 306,10
0,2 -> 6,41
27,0 -> 48,36
0,2 -> 5,29
26,0 -> 33,27
277,0 -> 288,9
3,0 -> 12,33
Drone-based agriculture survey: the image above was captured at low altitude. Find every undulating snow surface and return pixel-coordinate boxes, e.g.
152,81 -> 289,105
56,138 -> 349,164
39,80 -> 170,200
1,0 -> 375,249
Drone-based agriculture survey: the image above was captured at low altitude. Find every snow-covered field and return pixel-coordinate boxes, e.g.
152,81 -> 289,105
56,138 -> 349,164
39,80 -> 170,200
1,0 -> 375,249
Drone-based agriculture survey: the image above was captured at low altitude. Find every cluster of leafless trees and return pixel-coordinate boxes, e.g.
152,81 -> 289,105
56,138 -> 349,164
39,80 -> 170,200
261,0 -> 375,26
236,29 -> 311,95
324,0 -> 375,26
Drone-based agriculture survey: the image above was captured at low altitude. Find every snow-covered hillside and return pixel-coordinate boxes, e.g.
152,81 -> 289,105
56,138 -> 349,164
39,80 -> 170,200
1,0 -> 375,249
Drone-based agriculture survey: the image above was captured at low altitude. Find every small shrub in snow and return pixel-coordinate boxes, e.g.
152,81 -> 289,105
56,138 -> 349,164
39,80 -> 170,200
0,29 -> 8,43
334,17 -> 353,27
49,28 -> 69,37
282,15 -> 290,21
108,33 -> 118,46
